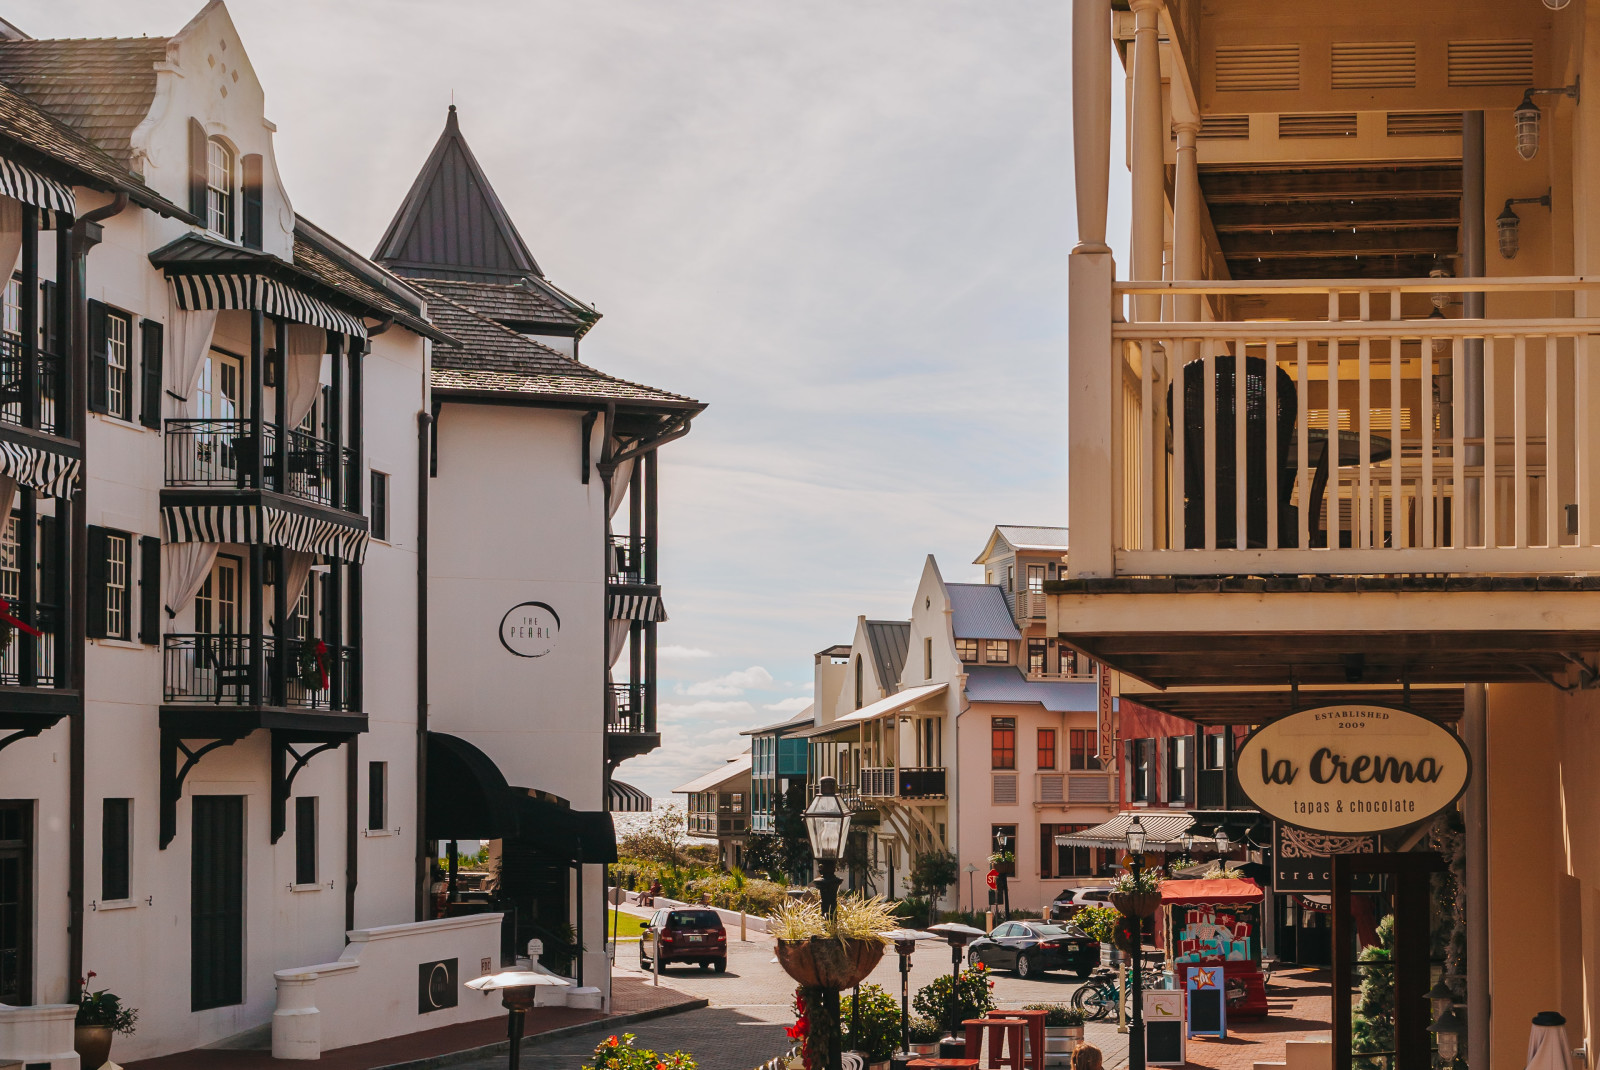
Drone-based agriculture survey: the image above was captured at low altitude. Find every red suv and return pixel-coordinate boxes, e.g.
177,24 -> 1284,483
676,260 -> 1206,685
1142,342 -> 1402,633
640,908 -> 727,973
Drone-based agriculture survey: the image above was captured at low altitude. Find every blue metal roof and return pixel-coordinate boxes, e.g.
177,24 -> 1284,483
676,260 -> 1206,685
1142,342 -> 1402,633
963,665 -> 1098,712
948,584 -> 1022,641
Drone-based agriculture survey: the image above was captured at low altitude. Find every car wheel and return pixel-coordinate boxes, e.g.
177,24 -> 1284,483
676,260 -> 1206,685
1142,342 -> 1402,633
1076,964 -> 1094,980
699,961 -> 711,971
968,948 -> 983,968
639,949 -> 649,969
1015,951 -> 1036,978
714,958 -> 727,974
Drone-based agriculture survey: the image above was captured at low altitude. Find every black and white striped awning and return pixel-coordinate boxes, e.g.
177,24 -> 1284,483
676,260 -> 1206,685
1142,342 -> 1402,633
168,273 -> 368,339
608,779 -> 653,813
0,156 -> 74,227
608,592 -> 668,622
0,439 -> 78,498
162,503 -> 369,564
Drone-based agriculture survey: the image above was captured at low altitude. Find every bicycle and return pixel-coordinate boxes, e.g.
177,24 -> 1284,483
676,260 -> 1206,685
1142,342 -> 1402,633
1070,964 -> 1165,1021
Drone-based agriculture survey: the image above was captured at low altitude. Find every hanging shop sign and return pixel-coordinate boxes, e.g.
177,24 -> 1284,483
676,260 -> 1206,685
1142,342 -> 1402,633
499,601 -> 560,658
1272,822 -> 1381,893
1236,705 -> 1469,835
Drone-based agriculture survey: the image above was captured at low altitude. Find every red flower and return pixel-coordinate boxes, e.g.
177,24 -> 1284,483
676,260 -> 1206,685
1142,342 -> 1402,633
606,1036 -> 619,1047
656,1063 -> 666,1070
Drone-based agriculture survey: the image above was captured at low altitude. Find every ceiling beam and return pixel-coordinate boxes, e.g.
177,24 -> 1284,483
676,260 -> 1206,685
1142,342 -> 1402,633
1200,167 -> 1462,203
1219,227 -> 1458,259
1226,255 -> 1445,279
1210,199 -> 1461,232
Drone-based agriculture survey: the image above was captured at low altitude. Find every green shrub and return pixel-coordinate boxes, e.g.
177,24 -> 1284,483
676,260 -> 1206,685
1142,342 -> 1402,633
1025,1002 -> 1084,1027
1075,905 -> 1119,944
76,976 -> 137,1035
908,1018 -> 944,1043
584,1032 -> 696,1070
913,964 -> 996,1027
1009,908 -> 1042,920
841,983 -> 902,1061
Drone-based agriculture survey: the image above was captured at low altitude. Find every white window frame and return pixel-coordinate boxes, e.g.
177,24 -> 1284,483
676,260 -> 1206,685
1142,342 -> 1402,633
105,310 -> 130,420
207,138 -> 235,239
105,533 -> 128,640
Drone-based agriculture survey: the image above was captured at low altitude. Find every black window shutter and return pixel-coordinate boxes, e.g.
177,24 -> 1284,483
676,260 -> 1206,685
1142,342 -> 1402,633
189,117 -> 208,221
139,535 -> 161,645
139,319 -> 163,429
102,798 -> 131,901
86,300 -> 108,414
86,525 -> 109,639
241,154 -> 263,250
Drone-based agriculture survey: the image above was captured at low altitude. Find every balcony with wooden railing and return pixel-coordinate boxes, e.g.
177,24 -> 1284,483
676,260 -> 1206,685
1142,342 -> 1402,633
1079,276 -> 1600,577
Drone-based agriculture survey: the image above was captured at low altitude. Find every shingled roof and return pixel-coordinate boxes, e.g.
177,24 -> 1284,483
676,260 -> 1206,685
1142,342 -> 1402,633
0,37 -> 168,167
418,284 -> 699,410
418,276 -> 598,338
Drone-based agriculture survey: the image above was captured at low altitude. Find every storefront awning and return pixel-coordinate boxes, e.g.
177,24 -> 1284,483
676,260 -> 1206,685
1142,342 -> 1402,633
608,779 -> 652,813
0,437 -> 78,498
162,502 -> 370,564
609,592 -> 668,622
0,155 -> 73,225
426,732 -> 522,841
1160,878 -> 1264,906
1055,811 -> 1195,849
519,795 -> 617,865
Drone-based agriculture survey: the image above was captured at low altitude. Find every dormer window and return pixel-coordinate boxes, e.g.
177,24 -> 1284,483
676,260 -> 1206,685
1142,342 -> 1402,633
207,138 -> 234,238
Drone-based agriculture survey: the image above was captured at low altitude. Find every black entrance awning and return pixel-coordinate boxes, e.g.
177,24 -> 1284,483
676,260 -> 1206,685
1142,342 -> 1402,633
518,794 -> 617,865
426,732 -> 521,841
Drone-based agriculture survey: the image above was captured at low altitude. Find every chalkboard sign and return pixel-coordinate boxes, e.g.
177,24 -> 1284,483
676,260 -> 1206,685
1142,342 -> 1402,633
1187,966 -> 1227,1039
1144,991 -> 1186,1066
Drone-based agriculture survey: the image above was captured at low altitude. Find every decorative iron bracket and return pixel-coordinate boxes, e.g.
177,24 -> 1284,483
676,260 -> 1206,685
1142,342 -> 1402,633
0,726 -> 43,755
271,731 -> 346,843
160,728 -> 247,849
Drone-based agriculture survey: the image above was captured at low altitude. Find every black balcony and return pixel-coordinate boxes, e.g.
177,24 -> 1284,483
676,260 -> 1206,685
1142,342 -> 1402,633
0,332 -> 63,437
898,767 -> 946,798
164,419 -> 357,510
607,535 -> 653,585
163,633 -> 356,712
607,682 -> 655,734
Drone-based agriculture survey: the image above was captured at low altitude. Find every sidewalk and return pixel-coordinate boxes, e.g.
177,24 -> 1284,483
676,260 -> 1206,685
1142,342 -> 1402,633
1177,966 -> 1333,1070
122,975 -> 704,1070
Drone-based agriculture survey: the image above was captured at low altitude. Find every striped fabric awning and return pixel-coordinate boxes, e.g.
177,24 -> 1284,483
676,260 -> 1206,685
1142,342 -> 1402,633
608,592 -> 668,622
168,273 -> 368,338
0,156 -> 74,225
608,779 -> 653,813
0,438 -> 79,498
162,503 -> 370,564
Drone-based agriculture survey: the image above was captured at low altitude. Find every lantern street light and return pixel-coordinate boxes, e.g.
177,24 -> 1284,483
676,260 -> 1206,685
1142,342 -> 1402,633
1126,817 -> 1149,1070
1497,191 -> 1553,260
1212,827 -> 1231,858
881,929 -> 941,1061
804,776 -> 854,1070
464,970 -> 573,1070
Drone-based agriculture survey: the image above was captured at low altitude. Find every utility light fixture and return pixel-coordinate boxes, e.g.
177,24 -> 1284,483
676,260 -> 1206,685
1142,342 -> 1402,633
1514,81 -> 1580,160
1213,827 -> 1232,856
1498,191 -> 1552,260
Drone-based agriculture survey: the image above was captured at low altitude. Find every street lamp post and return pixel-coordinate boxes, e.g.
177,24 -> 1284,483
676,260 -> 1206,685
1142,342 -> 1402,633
804,776 -> 853,1070
1127,817 -> 1148,1070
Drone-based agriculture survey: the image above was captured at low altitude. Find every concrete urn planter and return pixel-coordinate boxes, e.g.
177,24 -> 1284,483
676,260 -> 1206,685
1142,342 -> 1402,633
909,1041 -> 941,1055
74,1025 -> 114,1070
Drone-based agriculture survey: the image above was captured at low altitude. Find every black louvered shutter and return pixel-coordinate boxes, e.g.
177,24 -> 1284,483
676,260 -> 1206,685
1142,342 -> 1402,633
189,117 -> 208,221
86,300 -> 108,414
139,319 -> 163,429
86,525 -> 109,639
241,154 -> 263,250
139,535 -> 161,645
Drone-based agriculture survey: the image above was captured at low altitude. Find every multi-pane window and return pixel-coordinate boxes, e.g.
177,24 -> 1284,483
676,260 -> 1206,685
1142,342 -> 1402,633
2,276 -> 18,336
1060,648 -> 1080,675
102,798 -> 131,901
370,471 -> 390,540
991,717 -> 1016,770
1070,728 -> 1103,771
195,558 -> 240,636
105,533 -> 128,639
955,638 -> 978,662
294,797 -> 317,886
1167,737 -> 1192,805
367,762 -> 387,831
1037,728 -> 1057,770
207,138 -> 234,238
1046,823 -> 1097,878
1027,641 -> 1047,675
1205,730 -> 1228,770
1027,564 -> 1045,592
984,640 -> 1008,664
1131,738 -> 1156,803
105,311 -> 130,420
0,514 -> 17,602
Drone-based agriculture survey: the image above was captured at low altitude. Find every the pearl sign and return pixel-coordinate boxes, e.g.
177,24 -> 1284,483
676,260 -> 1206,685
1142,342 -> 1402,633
499,601 -> 560,658
1236,705 -> 1470,835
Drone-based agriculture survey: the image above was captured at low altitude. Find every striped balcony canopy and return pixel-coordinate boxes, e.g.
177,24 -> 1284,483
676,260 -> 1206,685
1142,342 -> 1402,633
0,438 -> 78,498
162,502 -> 369,564
0,155 -> 74,226
608,591 -> 668,622
608,779 -> 653,813
167,273 -> 368,338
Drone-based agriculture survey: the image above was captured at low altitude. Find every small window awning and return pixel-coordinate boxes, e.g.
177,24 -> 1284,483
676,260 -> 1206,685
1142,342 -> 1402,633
832,682 -> 948,726
0,155 -> 74,225
1160,878 -> 1264,906
162,502 -> 370,564
609,592 -> 668,622
0,438 -> 78,498
608,779 -> 652,813
169,272 -> 368,338
1055,811 -> 1195,850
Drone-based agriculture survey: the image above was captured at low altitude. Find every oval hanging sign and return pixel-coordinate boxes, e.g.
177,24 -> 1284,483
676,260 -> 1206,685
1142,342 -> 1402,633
1236,705 -> 1470,835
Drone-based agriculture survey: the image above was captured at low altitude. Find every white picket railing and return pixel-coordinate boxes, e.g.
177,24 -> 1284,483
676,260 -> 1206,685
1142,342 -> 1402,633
1100,276 -> 1600,575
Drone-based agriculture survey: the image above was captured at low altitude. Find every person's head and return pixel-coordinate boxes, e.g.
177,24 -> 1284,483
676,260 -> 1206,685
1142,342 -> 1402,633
1072,1044 -> 1103,1070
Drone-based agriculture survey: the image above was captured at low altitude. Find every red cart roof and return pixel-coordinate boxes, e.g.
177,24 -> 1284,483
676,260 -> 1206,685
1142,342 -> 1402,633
1160,878 -> 1264,905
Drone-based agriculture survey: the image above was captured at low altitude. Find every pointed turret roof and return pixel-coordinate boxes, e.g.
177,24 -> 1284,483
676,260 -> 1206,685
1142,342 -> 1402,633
374,105 -> 544,283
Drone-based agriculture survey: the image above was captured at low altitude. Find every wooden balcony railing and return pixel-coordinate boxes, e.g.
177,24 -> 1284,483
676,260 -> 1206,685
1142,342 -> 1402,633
608,535 -> 652,585
1089,276 -> 1600,575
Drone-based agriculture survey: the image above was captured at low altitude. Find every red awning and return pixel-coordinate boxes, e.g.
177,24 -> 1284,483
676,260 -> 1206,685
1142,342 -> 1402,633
1160,878 -> 1264,905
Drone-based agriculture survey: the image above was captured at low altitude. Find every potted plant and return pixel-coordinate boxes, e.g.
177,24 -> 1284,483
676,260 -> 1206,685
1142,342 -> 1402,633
907,1018 -> 943,1055
1027,1003 -> 1085,1063
74,974 -> 137,1069
584,1031 -> 697,1070
988,850 -> 1016,877
840,983 -> 901,1070
1108,867 -> 1163,919
769,895 -> 893,989
1075,904 -> 1123,965
912,963 -> 997,1051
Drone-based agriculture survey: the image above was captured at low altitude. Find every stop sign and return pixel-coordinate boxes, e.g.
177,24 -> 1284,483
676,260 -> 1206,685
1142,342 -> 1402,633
986,869 -> 998,890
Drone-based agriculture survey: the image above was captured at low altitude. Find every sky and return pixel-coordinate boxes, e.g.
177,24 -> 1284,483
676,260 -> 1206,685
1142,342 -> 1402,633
18,0 -> 1130,803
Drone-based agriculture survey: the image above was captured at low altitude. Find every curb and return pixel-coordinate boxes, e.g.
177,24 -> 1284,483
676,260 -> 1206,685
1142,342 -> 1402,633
372,997 -> 711,1070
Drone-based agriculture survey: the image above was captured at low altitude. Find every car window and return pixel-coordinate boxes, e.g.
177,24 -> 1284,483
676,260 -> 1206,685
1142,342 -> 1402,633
1055,889 -> 1077,900
668,910 -> 722,929
1032,924 -> 1071,937
1016,925 -> 1037,938
1087,891 -> 1110,901
989,923 -> 1010,938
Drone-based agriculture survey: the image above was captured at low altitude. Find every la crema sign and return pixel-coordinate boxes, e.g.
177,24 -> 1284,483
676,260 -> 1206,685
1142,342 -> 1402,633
1236,704 -> 1470,835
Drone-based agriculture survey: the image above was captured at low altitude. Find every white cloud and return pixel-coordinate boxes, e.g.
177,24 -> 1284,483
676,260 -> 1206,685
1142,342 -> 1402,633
658,645 -> 714,660
762,696 -> 812,714
681,665 -> 776,697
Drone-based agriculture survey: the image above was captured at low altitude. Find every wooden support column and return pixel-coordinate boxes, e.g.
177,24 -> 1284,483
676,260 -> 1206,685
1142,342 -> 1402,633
1072,0 -> 1111,253
20,207 -> 37,429
629,450 -> 643,577
19,487 -> 36,687
348,337 -> 363,515
329,333 -> 344,512
327,558 -> 344,710
273,318 -> 288,493
250,311 -> 265,487
1129,0 -> 1165,323
644,448 -> 658,583
347,556 -> 362,713
249,543 -> 265,704
272,546 -> 288,707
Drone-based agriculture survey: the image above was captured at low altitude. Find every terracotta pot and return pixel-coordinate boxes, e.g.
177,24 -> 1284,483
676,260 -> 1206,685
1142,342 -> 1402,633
910,1041 -> 941,1055
1110,890 -> 1162,917
774,936 -> 885,990
74,1025 -> 114,1069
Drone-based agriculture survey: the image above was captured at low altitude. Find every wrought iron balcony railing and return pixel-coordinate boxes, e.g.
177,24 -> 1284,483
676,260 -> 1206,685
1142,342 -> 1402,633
162,633 -> 355,711
860,766 -> 947,799
164,419 -> 358,511
606,681 -> 656,734
607,535 -> 653,585
0,332 -> 62,436
0,627 -> 60,688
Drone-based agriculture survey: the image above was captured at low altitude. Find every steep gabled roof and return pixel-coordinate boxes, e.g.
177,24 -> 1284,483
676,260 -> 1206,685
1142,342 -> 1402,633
374,106 -> 547,284
863,620 -> 911,694
947,584 -> 1021,641
0,36 -> 168,167
973,524 -> 1069,564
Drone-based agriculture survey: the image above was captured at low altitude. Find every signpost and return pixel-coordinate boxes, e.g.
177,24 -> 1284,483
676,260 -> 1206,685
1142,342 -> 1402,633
1144,990 -> 1186,1066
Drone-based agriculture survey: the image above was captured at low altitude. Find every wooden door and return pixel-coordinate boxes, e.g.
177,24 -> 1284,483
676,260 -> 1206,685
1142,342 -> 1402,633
0,800 -> 32,1005
191,795 -> 244,1010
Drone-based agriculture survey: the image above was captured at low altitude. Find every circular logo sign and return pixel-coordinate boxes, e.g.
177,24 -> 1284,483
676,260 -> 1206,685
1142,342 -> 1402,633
426,962 -> 452,1008
499,602 -> 560,658
1236,704 -> 1470,835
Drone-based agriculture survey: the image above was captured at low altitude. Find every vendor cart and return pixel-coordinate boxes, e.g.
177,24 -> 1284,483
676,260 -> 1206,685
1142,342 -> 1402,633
1161,877 -> 1269,1019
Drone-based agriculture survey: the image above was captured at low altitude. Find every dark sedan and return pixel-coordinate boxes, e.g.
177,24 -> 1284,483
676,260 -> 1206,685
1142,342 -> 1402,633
966,921 -> 1099,979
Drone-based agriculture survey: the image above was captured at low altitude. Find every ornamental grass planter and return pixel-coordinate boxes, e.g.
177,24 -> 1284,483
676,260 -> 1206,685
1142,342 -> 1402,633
1110,890 -> 1161,917
774,936 -> 885,990
74,1025 -> 114,1070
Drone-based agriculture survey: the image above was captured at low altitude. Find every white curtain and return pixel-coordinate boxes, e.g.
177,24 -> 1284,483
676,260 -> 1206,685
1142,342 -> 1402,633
283,551 -> 315,612
0,476 -> 16,558
285,324 -> 326,428
168,305 -> 219,418
608,619 -> 631,669
162,542 -> 218,629
0,199 -> 22,287
608,456 -> 634,521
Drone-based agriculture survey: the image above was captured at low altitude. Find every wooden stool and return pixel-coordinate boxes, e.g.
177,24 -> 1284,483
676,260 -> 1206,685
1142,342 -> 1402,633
1007,1008 -> 1048,1070
963,1017 -> 1027,1070
907,1061 -> 980,1070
